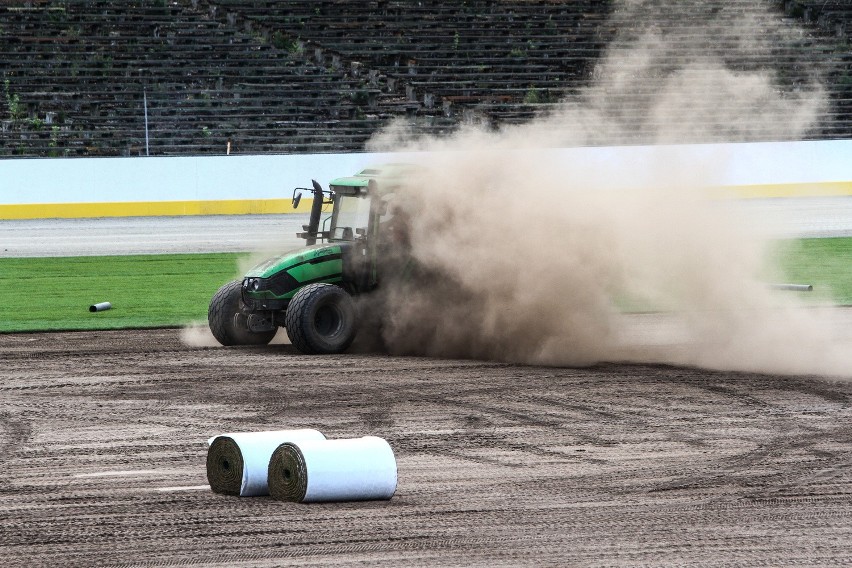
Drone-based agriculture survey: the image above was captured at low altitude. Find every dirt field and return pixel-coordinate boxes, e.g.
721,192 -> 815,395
1,328 -> 851,567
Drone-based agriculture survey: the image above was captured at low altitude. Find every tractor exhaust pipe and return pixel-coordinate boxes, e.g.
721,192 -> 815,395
294,180 -> 328,245
305,179 -> 324,246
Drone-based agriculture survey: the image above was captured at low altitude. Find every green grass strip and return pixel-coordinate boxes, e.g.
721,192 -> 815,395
767,237 -> 852,305
0,253 -> 245,333
0,238 -> 849,334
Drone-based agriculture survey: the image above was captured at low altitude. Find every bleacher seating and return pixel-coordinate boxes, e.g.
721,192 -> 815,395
0,0 -> 849,158
0,0 -> 452,157
784,0 -> 852,139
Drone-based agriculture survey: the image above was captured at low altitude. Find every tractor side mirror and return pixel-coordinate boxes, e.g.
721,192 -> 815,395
292,191 -> 302,210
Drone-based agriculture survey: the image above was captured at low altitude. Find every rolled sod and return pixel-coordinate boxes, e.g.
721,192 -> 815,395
267,442 -> 309,502
268,436 -> 397,503
206,429 -> 326,496
206,436 -> 244,496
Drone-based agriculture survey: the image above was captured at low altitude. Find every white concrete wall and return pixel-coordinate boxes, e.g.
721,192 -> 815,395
0,141 -> 850,213
0,152 -> 414,205
506,140 -> 852,190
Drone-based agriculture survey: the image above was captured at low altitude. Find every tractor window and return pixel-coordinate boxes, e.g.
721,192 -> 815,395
330,194 -> 371,241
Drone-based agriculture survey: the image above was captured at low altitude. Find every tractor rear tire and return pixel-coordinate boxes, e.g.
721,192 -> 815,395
285,283 -> 357,354
208,280 -> 276,346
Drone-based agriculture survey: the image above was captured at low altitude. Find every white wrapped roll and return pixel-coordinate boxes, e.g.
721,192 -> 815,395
268,436 -> 397,502
89,302 -> 112,312
206,429 -> 326,496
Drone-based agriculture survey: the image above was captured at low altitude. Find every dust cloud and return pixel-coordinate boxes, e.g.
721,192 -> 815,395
365,0 -> 851,376
180,322 -> 222,348
180,320 -> 290,347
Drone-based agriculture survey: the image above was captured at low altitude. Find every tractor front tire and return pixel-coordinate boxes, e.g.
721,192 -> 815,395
285,283 -> 357,354
208,280 -> 276,346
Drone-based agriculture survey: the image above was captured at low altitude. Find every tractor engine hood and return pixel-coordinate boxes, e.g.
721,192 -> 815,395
242,244 -> 347,300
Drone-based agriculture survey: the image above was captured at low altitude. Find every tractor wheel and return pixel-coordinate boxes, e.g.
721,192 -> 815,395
285,283 -> 357,354
208,280 -> 276,346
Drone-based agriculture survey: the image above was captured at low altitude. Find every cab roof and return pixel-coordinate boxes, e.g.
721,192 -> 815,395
329,163 -> 421,191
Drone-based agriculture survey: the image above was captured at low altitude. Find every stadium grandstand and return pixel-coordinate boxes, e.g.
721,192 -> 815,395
0,0 -> 850,157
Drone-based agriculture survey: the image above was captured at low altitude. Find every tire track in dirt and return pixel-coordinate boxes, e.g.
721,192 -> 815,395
0,412 -> 32,474
639,370 -> 852,500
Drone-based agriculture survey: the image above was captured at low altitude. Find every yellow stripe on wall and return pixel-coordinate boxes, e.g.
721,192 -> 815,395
720,181 -> 852,199
3,181 -> 851,220
0,198 -> 316,220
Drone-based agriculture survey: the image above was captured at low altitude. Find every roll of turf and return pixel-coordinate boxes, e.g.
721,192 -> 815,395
268,436 -> 397,503
206,429 -> 326,496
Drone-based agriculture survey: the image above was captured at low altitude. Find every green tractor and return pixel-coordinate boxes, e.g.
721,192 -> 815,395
207,164 -> 412,354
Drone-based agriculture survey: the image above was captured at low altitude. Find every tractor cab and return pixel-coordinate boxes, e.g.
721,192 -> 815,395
328,186 -> 372,242
293,164 -> 412,247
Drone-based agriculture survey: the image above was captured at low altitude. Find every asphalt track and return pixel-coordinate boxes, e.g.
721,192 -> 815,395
2,196 -> 852,257
0,214 -> 310,257
1,200 -> 851,566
